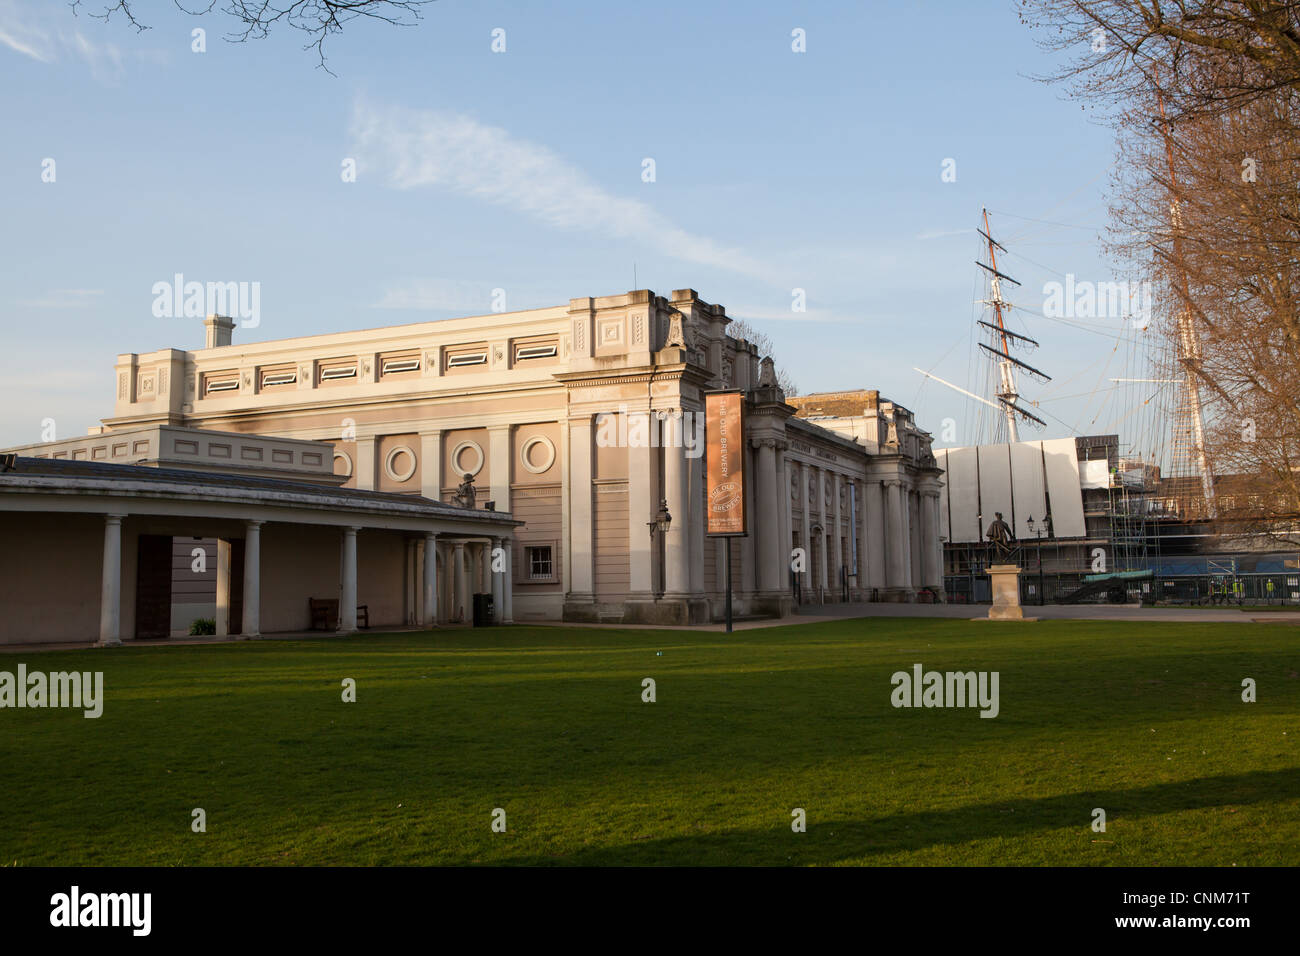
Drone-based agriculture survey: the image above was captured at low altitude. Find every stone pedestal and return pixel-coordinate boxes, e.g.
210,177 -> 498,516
621,598 -> 714,626
986,564 -> 1035,621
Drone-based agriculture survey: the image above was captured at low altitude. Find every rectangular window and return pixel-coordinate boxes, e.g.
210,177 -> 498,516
261,370 -> 297,387
320,365 -> 358,381
446,351 -> 488,368
515,344 -> 557,361
381,357 -> 420,374
205,378 -> 238,394
527,545 -> 554,581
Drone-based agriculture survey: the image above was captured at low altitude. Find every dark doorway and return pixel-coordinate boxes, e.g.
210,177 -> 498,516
229,538 -> 245,635
135,534 -> 172,639
810,532 -> 822,600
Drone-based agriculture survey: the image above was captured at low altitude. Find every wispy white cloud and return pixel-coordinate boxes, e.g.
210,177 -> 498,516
349,99 -> 771,280
0,0 -> 129,81
0,20 -> 46,61
18,288 -> 105,308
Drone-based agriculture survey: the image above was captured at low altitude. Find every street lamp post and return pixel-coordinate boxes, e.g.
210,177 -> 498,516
648,498 -> 672,600
1027,514 -> 1046,606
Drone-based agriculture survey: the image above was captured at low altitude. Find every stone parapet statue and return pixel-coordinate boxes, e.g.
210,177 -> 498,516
454,472 -> 477,509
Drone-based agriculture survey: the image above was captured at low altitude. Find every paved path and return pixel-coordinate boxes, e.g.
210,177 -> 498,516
4,604 -> 1297,653
791,601 -> 1300,625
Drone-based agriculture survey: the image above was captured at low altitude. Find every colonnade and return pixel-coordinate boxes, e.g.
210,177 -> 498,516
780,457 -> 944,601
93,516 -> 513,646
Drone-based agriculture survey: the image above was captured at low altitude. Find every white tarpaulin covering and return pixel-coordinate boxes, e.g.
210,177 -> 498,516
1009,441 -> 1048,540
936,438 -> 1087,542
942,445 -> 982,543
1042,438 -> 1086,538
977,444 -> 1015,541
1080,459 -> 1110,490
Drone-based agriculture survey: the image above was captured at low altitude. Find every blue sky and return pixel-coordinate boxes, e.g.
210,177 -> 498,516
0,0 -> 1141,450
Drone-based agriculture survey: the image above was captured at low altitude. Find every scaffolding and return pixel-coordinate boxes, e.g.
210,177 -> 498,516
1108,457 -> 1156,573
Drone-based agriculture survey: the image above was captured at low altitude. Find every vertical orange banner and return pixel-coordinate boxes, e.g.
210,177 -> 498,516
705,391 -> 747,536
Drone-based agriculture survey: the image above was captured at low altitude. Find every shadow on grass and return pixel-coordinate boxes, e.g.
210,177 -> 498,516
487,766 -> 1300,866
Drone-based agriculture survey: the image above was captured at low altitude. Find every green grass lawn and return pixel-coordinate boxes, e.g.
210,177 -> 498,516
2,618 -> 1297,866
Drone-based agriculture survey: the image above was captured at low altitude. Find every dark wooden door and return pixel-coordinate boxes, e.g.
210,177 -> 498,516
229,538 -> 245,635
135,534 -> 172,639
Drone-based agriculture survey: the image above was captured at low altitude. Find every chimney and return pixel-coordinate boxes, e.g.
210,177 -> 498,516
204,314 -> 235,349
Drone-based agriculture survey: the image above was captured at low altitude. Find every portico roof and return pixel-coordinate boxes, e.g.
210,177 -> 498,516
0,457 -> 520,534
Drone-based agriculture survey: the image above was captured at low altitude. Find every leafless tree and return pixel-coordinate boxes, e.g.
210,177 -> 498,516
726,318 -> 800,397
1017,1 -> 1300,121
1022,1 -> 1300,541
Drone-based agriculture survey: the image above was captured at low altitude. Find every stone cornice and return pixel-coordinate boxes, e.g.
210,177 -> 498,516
0,475 -> 523,532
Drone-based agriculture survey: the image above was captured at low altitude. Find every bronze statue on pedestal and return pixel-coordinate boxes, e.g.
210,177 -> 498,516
985,511 -> 1015,562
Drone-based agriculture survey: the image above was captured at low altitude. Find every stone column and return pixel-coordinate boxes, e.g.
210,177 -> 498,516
931,492 -> 946,597
663,410 -> 689,596
799,462 -> 812,592
738,440 -> 756,594
423,532 -> 438,627
464,543 -> 476,621
241,520 -> 263,638
687,444 -> 705,595
480,541 -> 492,593
339,526 -> 358,633
215,536 -> 232,637
502,536 -> 514,623
452,541 -> 467,623
439,542 -> 452,624
817,468 -> 829,592
857,482 -> 871,593
830,472 -> 843,598
405,537 -> 417,624
919,492 -> 934,587
885,480 -> 905,589
97,514 -> 125,647
627,410 -> 654,596
777,445 -> 790,592
848,480 -> 860,589
903,488 -> 916,590
568,418 -> 594,600
755,438 -> 780,591
866,480 -> 886,592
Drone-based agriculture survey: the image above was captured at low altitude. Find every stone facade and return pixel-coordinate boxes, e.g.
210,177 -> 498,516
99,289 -> 944,622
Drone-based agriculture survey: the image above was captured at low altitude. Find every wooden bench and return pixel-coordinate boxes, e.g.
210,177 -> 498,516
309,598 -> 369,631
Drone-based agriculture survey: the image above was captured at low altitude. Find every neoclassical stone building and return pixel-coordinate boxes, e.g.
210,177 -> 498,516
97,289 -> 943,623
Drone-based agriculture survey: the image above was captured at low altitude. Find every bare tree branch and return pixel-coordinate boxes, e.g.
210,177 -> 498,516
71,0 -> 434,72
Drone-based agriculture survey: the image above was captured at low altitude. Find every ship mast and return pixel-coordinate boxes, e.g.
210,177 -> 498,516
976,208 -> 1049,442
